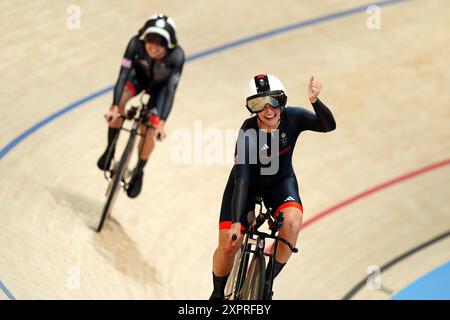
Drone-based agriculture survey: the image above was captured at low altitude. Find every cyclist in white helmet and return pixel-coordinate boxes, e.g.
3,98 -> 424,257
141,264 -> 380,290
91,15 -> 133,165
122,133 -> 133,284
98,13 -> 184,198
210,74 -> 336,299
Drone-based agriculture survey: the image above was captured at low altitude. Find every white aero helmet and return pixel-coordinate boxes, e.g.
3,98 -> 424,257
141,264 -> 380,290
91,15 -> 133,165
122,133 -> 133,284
245,74 -> 287,113
139,13 -> 177,49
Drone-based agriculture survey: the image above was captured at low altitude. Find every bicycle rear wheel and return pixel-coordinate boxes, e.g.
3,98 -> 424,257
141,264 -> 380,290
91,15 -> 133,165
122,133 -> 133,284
240,253 -> 266,300
97,133 -> 136,232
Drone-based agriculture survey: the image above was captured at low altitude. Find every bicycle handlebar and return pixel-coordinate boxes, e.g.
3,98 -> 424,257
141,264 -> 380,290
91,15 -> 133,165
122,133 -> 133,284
230,229 -> 298,253
107,107 -> 155,131
228,199 -> 298,253
278,237 -> 298,253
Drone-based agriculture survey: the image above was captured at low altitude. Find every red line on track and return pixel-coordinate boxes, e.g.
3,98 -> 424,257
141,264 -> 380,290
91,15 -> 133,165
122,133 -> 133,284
302,158 -> 450,229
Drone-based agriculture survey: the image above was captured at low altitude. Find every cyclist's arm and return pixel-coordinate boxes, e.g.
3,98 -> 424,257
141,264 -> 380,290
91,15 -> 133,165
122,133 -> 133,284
112,37 -> 138,106
231,166 -> 250,224
290,99 -> 336,133
231,127 -> 254,224
154,48 -> 185,122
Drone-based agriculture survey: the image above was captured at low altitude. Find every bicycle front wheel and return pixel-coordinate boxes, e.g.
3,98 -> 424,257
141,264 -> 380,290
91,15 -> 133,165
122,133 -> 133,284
240,253 -> 266,300
97,132 -> 136,232
225,246 -> 243,300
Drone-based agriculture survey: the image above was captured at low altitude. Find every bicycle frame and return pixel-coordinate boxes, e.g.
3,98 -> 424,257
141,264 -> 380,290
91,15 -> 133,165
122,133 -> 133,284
232,198 -> 298,300
102,93 -> 154,185
97,93 -> 155,232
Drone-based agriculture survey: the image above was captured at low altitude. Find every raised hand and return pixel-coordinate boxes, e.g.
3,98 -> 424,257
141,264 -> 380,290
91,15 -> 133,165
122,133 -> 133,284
308,76 -> 322,103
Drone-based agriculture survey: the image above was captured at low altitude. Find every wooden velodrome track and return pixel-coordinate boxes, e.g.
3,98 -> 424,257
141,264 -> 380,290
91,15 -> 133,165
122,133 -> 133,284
0,0 -> 449,299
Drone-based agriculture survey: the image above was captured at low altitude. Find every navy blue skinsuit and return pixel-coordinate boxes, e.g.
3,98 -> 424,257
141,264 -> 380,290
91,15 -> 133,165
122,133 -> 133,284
113,36 -> 185,121
219,99 -> 336,229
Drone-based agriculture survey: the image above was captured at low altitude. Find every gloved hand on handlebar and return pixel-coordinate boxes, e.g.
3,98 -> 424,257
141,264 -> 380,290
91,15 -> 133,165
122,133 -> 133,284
104,105 -> 121,124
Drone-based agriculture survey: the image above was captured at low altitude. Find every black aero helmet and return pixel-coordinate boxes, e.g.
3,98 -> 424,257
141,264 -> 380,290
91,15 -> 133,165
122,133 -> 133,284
138,13 -> 177,49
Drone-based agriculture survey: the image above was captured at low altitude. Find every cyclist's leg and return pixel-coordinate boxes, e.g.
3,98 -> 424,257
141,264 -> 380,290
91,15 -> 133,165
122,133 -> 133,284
137,124 -> 155,160
97,83 -> 135,170
263,176 -> 303,297
274,209 -> 302,263
127,86 -> 160,197
136,85 -> 164,160
210,228 -> 245,300
126,123 -> 155,198
266,175 -> 303,263
211,171 -> 251,299
213,228 -> 245,276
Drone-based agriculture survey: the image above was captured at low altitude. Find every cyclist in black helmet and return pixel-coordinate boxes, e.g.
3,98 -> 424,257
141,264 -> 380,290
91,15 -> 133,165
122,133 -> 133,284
97,13 -> 185,198
210,74 -> 336,300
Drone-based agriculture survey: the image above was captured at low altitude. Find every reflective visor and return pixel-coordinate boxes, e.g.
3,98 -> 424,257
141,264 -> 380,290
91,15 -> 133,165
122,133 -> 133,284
246,91 -> 285,113
144,33 -> 167,47
247,96 -> 280,113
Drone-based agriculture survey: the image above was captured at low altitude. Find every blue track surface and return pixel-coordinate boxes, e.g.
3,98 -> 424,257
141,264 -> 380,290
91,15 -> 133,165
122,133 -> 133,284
392,260 -> 450,300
